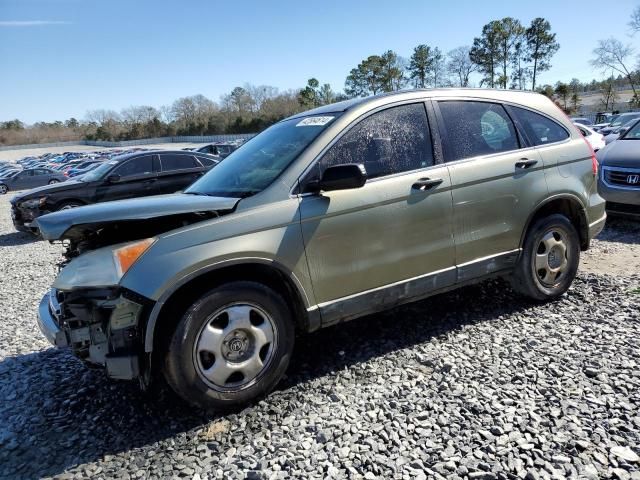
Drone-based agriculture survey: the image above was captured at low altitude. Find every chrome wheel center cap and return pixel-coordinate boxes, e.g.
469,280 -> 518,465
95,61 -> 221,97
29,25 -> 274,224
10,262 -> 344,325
548,247 -> 562,269
222,330 -> 251,361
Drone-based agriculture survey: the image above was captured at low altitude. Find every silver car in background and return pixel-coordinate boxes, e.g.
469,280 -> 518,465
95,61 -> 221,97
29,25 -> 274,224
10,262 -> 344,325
597,119 -> 640,218
0,168 -> 67,194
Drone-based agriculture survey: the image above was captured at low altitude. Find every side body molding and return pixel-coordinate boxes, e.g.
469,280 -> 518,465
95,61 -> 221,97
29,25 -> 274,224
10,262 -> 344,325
143,257 -> 319,352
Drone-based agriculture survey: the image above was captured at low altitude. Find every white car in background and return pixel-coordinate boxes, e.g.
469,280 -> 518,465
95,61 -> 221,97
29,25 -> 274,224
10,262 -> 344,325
574,123 -> 605,151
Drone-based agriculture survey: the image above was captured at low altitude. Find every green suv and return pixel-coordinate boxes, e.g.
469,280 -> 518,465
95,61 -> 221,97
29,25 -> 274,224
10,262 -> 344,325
35,89 -> 606,408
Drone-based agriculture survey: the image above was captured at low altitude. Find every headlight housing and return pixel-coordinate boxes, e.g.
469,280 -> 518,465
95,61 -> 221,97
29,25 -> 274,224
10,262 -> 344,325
21,197 -> 47,209
53,238 -> 156,290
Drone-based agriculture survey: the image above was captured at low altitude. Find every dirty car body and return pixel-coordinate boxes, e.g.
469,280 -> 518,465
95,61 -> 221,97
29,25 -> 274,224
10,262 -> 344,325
36,89 -> 606,407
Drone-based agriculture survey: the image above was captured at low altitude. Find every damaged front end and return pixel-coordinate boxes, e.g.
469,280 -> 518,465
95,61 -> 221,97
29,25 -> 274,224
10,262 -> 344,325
40,287 -> 152,380
35,193 -> 241,383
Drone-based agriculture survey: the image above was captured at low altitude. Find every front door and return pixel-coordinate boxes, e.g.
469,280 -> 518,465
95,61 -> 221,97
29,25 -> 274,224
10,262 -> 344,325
298,102 -> 456,325
13,170 -> 35,189
434,99 -> 549,281
94,154 -> 158,202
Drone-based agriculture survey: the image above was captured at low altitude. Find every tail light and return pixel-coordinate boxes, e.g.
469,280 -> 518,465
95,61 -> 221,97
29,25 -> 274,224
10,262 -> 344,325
549,99 -> 598,177
583,138 -> 598,176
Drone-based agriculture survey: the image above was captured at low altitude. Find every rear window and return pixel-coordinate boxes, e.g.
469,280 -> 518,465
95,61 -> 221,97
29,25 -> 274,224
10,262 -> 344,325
511,107 -> 569,146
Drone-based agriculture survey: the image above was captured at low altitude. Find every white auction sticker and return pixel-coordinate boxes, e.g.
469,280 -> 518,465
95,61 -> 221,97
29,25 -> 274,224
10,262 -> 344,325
296,116 -> 334,127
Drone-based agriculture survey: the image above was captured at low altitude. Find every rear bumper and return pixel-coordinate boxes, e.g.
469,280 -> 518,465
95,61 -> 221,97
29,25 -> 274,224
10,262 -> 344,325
588,213 -> 607,240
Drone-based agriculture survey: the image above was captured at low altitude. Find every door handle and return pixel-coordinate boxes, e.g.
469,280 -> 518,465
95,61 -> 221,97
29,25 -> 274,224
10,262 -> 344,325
515,159 -> 538,169
412,178 -> 443,191
144,178 -> 158,184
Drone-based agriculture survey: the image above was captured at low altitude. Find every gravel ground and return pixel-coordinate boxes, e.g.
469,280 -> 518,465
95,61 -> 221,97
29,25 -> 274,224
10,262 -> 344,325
0,191 -> 638,480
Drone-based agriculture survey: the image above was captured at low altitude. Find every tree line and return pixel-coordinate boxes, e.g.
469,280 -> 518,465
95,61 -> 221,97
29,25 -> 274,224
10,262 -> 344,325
2,7 -> 639,146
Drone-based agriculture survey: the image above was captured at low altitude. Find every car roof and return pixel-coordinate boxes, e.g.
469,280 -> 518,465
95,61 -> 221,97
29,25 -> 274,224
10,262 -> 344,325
110,149 -> 212,162
286,88 -> 546,121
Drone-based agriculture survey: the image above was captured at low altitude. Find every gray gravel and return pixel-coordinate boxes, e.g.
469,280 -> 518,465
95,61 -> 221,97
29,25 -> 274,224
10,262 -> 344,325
0,191 -> 639,480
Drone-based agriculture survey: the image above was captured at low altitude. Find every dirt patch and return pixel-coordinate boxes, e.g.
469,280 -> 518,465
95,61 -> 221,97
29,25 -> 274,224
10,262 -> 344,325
581,216 -> 640,278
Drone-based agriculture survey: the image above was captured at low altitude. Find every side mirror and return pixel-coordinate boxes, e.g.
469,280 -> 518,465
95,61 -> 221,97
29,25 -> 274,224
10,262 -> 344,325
618,127 -> 630,136
318,164 -> 367,192
106,174 -> 121,183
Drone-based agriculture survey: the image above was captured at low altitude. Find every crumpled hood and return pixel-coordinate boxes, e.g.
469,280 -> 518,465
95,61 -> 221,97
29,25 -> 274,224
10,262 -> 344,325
11,179 -> 84,204
596,140 -> 640,168
36,193 -> 240,240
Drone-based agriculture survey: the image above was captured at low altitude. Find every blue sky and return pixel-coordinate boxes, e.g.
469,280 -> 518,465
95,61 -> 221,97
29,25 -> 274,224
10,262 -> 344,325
1,0 -> 638,123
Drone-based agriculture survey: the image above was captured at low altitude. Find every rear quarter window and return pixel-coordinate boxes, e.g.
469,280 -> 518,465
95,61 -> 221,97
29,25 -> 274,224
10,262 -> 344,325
511,107 -> 569,146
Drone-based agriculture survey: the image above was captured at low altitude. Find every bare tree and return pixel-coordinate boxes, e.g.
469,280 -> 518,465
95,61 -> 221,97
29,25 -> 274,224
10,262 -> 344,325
590,38 -> 638,100
447,46 -> 476,87
599,75 -> 619,110
630,5 -> 640,34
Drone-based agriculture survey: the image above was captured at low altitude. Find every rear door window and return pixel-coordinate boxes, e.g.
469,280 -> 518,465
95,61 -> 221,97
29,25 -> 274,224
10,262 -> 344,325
510,107 -> 569,146
160,154 -> 199,172
438,101 -> 520,161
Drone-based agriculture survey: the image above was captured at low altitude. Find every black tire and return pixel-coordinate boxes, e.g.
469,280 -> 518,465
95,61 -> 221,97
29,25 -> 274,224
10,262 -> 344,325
56,201 -> 82,211
163,281 -> 295,409
48,179 -> 59,185
510,214 -> 580,301
0,184 -> 7,195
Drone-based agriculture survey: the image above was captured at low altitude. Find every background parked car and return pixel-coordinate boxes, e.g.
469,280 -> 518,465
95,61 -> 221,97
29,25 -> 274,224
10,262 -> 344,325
195,142 -> 239,158
66,160 -> 103,178
574,123 -> 605,151
0,168 -> 66,194
599,112 -> 640,136
603,118 -> 640,145
597,118 -> 640,218
571,117 -> 593,126
10,150 -> 219,232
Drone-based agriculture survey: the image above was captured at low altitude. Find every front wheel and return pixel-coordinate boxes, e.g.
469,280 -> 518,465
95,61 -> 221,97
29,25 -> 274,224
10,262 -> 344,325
163,281 -> 295,409
0,184 -> 7,195
48,179 -> 59,185
510,214 -> 580,301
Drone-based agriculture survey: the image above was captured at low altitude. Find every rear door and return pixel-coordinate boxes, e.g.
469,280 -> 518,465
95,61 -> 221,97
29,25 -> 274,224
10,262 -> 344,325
94,154 -> 158,202
434,99 -> 548,281
157,153 -> 206,194
32,168 -> 51,186
299,102 -> 455,324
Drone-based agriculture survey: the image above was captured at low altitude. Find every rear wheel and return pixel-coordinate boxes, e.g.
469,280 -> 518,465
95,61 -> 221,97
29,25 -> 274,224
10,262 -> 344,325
163,281 -> 295,409
510,214 -> 580,301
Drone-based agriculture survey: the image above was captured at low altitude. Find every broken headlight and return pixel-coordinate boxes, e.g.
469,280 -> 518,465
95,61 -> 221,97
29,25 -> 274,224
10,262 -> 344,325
53,238 -> 156,289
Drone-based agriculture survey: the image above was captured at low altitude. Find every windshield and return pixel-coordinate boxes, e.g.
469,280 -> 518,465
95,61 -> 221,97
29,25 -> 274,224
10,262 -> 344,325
611,114 -> 639,128
80,160 -> 117,182
621,120 -> 640,139
185,115 -> 338,197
